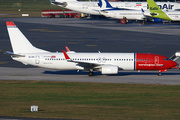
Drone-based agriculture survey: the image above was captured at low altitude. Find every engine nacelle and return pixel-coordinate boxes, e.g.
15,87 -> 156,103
101,65 -> 118,74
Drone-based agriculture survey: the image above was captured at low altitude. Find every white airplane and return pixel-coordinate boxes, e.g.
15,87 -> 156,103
99,0 -> 150,21
50,0 -> 180,15
6,21 -> 180,76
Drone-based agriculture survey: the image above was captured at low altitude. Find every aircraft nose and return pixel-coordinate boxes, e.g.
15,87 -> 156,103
171,60 -> 177,67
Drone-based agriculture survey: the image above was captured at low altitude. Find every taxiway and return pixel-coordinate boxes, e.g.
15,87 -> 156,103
0,18 -> 180,85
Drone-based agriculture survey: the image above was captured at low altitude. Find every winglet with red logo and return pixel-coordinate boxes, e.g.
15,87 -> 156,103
6,21 -> 16,27
62,50 -> 71,61
65,46 -> 75,53
65,46 -> 70,52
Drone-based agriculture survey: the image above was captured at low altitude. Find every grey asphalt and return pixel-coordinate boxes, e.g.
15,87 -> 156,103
0,17 -> 180,85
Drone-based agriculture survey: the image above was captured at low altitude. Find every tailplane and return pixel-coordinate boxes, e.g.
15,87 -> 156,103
6,21 -> 49,54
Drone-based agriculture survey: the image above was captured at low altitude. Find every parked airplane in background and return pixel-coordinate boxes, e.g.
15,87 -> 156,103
50,0 -> 180,15
147,0 -> 180,21
6,21 -> 179,76
99,0 -> 150,21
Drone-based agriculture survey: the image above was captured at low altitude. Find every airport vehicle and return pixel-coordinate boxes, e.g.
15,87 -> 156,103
99,0 -> 150,21
6,21 -> 179,76
41,9 -> 80,18
50,0 -> 180,15
147,0 -> 180,21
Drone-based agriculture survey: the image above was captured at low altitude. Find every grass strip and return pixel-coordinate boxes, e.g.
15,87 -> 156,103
0,80 -> 180,120
0,0 -> 61,17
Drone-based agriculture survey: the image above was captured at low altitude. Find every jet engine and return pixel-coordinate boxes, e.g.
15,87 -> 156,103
101,65 -> 118,74
51,1 -> 68,7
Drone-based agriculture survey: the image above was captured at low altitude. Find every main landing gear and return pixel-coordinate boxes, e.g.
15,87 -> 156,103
88,69 -> 94,76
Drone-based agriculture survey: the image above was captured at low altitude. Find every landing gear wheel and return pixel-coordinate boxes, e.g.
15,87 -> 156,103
157,72 -> 161,76
88,71 -> 94,76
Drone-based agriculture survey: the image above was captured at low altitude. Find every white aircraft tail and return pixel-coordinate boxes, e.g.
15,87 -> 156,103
6,21 -> 49,54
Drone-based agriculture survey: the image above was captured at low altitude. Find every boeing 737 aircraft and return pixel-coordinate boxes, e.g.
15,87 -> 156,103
50,0 -> 180,15
147,0 -> 180,21
6,21 -> 180,76
99,0 -> 151,21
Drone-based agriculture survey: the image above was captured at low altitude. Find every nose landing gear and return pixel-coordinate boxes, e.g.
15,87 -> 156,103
157,72 -> 161,76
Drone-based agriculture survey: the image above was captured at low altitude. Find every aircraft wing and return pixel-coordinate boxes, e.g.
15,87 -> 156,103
51,1 -> 67,7
62,50 -> 114,69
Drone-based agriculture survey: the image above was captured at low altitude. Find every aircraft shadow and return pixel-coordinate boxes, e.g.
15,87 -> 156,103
43,70 -> 180,76
43,70 -> 101,76
108,72 -> 180,76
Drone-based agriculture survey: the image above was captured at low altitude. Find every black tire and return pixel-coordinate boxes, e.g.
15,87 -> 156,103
158,72 -> 161,76
88,72 -> 93,76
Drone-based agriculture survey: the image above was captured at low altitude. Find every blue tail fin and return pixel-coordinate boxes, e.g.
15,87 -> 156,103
99,0 -> 113,8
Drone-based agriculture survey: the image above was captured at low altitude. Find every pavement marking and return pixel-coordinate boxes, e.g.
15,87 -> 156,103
28,29 -> 69,33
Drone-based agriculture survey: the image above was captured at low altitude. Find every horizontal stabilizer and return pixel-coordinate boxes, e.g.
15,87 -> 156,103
5,51 -> 25,57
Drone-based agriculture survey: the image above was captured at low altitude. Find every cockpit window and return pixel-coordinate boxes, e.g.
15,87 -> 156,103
164,58 -> 171,61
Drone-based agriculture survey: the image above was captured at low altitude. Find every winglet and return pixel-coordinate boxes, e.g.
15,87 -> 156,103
65,46 -> 75,53
62,50 -> 71,61
65,46 -> 70,52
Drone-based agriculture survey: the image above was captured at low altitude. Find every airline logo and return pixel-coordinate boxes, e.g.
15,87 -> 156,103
136,3 -> 142,6
51,56 -> 56,58
147,4 -> 174,9
150,7 -> 159,10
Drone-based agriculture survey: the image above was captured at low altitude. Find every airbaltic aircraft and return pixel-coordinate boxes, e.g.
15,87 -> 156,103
6,21 -> 180,76
50,0 -> 180,15
99,0 -> 150,21
147,0 -> 180,21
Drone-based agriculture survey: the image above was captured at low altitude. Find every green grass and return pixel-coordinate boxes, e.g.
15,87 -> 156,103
0,80 -> 180,119
0,0 -> 61,17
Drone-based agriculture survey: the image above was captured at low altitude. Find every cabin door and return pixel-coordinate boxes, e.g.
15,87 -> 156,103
35,56 -> 40,64
155,56 -> 159,65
